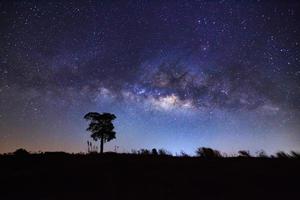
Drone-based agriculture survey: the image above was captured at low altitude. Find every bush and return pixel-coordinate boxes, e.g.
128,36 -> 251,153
290,151 -> 300,159
139,149 -> 151,155
179,151 -> 190,157
158,149 -> 172,156
151,148 -> 158,155
238,150 -> 251,157
256,150 -> 268,158
13,148 -> 30,156
276,151 -> 290,158
195,147 -> 222,158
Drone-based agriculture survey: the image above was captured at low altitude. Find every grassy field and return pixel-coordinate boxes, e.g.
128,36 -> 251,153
0,153 -> 299,200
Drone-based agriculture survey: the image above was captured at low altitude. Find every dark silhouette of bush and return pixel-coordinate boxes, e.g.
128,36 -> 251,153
290,151 -> 300,159
276,151 -> 290,158
84,112 -> 116,154
13,148 -> 30,156
256,150 -> 268,158
1,149 -> 300,200
238,150 -> 251,157
158,148 -> 172,156
139,149 -> 151,155
151,148 -> 158,155
179,151 -> 190,157
195,147 -> 222,158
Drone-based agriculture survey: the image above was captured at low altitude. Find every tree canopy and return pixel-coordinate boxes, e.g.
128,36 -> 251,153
84,112 -> 116,153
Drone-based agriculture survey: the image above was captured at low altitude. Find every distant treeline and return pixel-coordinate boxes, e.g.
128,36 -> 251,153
2,147 -> 300,159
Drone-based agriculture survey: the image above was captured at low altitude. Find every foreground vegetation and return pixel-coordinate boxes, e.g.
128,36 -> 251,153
5,147 -> 300,159
0,148 -> 299,200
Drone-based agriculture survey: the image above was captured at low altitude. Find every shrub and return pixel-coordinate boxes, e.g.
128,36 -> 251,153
256,150 -> 268,158
151,148 -> 158,155
139,149 -> 151,155
276,151 -> 290,158
290,151 -> 300,159
179,151 -> 190,157
158,148 -> 172,156
195,147 -> 222,158
13,148 -> 30,156
238,150 -> 251,157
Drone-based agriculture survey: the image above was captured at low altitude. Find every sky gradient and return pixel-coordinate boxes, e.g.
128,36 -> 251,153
0,0 -> 300,155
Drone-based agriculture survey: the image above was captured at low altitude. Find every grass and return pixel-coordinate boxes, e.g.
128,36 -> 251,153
0,151 -> 299,199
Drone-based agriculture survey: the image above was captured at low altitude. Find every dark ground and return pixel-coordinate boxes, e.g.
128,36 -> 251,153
0,153 -> 299,200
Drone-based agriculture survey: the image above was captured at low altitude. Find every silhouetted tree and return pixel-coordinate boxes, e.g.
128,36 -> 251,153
84,112 -> 116,154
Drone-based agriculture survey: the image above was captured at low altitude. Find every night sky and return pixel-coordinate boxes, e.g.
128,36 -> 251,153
1,0 -> 300,155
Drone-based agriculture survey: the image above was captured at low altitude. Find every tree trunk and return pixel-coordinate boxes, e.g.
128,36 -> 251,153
100,135 -> 104,154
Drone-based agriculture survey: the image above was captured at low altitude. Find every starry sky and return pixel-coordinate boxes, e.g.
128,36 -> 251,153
0,0 -> 300,155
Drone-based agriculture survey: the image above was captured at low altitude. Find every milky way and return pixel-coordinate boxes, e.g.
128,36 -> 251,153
0,0 -> 300,154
